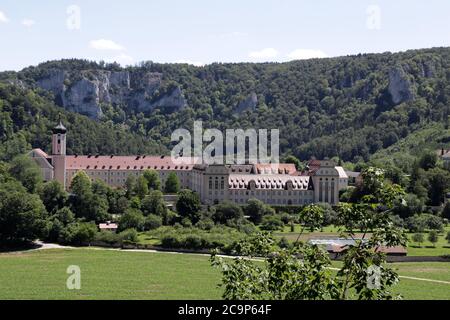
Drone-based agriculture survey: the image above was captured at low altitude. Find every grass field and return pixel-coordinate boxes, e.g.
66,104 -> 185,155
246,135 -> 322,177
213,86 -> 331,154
136,224 -> 450,257
273,225 -> 450,257
0,249 -> 221,300
0,248 -> 449,300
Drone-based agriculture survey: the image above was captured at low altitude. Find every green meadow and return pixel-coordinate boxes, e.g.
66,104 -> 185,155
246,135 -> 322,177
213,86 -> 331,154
273,225 -> 450,257
0,248 -> 449,300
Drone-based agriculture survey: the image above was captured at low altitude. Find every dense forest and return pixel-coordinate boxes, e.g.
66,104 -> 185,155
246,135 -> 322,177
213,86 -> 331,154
1,47 -> 450,163
1,48 -> 450,254
0,84 -> 165,161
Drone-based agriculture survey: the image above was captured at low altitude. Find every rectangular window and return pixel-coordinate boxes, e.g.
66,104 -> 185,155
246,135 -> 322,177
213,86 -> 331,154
331,182 -> 335,204
319,182 -> 323,202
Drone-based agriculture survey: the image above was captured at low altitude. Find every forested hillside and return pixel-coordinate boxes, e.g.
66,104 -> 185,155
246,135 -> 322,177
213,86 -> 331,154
0,84 -> 165,161
1,48 -> 450,253
1,47 -> 450,162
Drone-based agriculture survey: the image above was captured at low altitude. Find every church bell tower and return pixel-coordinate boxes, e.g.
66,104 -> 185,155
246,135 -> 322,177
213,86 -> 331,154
52,121 -> 67,189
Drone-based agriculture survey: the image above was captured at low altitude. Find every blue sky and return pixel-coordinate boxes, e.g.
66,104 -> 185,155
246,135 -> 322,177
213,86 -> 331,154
0,0 -> 449,71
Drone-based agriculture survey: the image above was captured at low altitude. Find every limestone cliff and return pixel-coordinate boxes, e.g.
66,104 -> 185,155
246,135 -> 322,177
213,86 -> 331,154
235,92 -> 258,113
388,66 -> 415,105
35,69 -> 186,119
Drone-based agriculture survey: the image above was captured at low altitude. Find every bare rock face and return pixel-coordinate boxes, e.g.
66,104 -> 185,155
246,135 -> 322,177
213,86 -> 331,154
36,69 -> 67,97
34,69 -> 186,119
148,86 -> 187,111
388,67 -> 414,105
109,71 -> 130,88
235,92 -> 258,113
128,72 -> 186,112
63,78 -> 104,119
420,61 -> 435,78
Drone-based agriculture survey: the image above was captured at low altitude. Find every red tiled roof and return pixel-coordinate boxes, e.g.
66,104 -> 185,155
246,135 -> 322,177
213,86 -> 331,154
254,163 -> 297,175
374,246 -> 407,254
306,160 -> 321,175
65,156 -> 197,171
307,159 -> 321,168
99,223 -> 118,229
228,164 -> 254,174
328,244 -> 407,255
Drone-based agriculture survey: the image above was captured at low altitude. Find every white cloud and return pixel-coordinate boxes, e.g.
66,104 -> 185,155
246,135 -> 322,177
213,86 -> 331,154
287,49 -> 328,60
218,31 -> 248,39
174,59 -> 204,67
106,53 -> 134,66
22,19 -> 35,27
89,39 -> 125,51
0,11 -> 9,23
248,48 -> 279,60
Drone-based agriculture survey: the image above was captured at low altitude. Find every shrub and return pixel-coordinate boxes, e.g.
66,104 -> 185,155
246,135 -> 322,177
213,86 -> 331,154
185,235 -> 203,249
118,208 -> 145,232
163,210 -> 178,225
317,203 -> 337,226
424,214 -> 444,231
144,214 -> 163,230
212,201 -> 244,224
406,214 -> 443,232
94,229 -> 139,246
393,193 -> 424,218
0,189 -> 49,245
428,230 -> 439,247
278,237 -> 290,249
411,233 -> 424,246
161,235 -> 182,248
236,222 -> 257,235
196,218 -> 215,230
245,199 -> 274,224
95,230 -> 122,244
119,228 -> 139,244
155,226 -> 248,253
141,191 -> 166,217
181,217 -> 193,228
389,215 -> 405,228
442,202 -> 450,220
164,172 -> 180,193
406,215 -> 425,232
260,215 -> 284,231
280,213 -> 293,225
70,222 -> 97,245
176,189 -> 201,223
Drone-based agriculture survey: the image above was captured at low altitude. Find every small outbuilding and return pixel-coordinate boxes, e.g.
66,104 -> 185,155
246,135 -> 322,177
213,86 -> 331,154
308,238 -> 407,258
99,221 -> 118,232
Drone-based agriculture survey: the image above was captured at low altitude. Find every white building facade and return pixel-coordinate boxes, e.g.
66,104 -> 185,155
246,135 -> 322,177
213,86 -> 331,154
30,123 -> 348,206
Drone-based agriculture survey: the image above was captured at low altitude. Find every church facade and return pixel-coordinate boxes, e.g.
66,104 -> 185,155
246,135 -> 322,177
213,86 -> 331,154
30,122 -> 349,206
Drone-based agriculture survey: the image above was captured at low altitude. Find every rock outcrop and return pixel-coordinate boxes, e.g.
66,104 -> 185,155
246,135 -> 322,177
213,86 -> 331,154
35,69 -> 186,119
147,86 -> 187,111
235,92 -> 258,113
420,61 -> 435,78
388,67 -> 415,105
